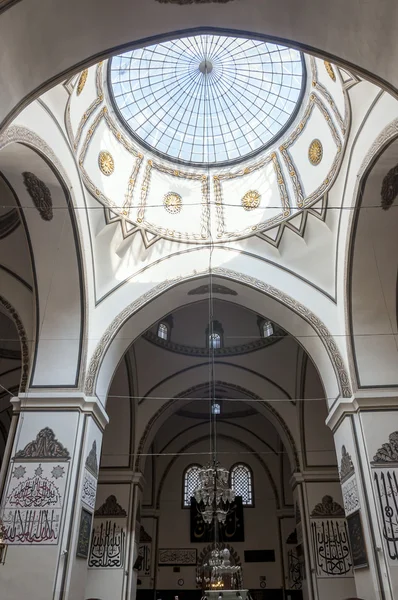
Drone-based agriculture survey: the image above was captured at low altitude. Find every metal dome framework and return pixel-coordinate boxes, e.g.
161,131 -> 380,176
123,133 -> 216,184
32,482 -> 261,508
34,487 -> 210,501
109,34 -> 306,166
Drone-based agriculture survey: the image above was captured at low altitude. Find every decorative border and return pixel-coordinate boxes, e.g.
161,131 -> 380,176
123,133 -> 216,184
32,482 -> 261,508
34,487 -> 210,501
142,324 -> 286,356
0,296 -> 29,392
310,57 -> 349,134
78,106 -> 143,214
213,152 -> 289,238
279,93 -> 343,208
65,62 -> 104,150
158,548 -> 197,566
137,159 -> 210,241
84,267 -> 351,399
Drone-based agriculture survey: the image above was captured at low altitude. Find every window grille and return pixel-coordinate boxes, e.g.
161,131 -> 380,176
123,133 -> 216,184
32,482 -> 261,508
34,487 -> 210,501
183,465 -> 201,507
231,464 -> 253,506
209,332 -> 221,349
262,320 -> 274,338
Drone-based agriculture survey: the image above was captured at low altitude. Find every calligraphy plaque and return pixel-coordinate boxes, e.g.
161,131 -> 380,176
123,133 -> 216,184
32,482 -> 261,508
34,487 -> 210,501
88,519 -> 126,568
82,469 -> 97,510
373,467 -> 398,564
346,511 -> 368,569
1,462 -> 69,545
158,548 -> 197,566
77,508 -> 92,558
311,519 -> 353,577
341,475 -> 360,517
190,496 -> 244,542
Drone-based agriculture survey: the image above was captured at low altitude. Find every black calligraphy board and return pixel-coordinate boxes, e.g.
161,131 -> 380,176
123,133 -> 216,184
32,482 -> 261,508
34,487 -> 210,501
76,508 -> 92,558
347,510 -> 368,569
190,496 -> 244,543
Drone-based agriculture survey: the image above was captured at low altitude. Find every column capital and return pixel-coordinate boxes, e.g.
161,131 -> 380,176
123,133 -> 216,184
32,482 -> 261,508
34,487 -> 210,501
12,392 -> 109,430
326,388 -> 398,432
99,469 -> 146,491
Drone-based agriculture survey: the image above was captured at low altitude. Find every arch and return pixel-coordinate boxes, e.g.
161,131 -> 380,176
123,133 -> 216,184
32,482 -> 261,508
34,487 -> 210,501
85,270 -> 351,405
135,380 -> 300,473
0,125 -> 87,388
346,118 -> 398,388
155,434 -> 280,510
1,8 -> 398,135
0,296 -> 29,392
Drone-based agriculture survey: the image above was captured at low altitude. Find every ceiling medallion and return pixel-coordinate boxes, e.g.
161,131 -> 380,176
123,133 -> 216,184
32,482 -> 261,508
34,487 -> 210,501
308,139 -> 323,166
242,190 -> 261,211
77,69 -> 88,96
164,192 -> 182,214
98,151 -> 114,176
324,61 -> 336,82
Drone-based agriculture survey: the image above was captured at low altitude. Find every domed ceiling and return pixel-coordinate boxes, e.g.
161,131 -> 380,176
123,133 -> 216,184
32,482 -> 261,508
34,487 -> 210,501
66,34 -> 350,246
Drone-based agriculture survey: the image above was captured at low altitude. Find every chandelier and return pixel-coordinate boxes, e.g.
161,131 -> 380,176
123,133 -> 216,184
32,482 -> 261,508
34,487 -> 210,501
194,461 -> 235,524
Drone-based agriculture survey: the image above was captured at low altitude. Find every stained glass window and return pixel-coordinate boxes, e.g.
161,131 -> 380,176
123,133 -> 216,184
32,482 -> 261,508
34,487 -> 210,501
231,464 -> 253,506
183,464 -> 201,507
158,323 -> 168,340
109,35 -> 304,166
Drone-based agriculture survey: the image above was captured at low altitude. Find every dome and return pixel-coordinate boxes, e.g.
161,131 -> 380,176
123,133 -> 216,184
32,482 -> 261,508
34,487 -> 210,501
108,34 -> 305,166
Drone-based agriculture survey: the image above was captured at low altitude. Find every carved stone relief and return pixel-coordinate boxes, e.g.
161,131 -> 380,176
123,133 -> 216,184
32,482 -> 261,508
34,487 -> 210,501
81,441 -> 99,510
381,164 -> 398,210
14,428 -> 70,459
22,171 -> 53,221
340,446 -> 360,517
95,495 -> 127,517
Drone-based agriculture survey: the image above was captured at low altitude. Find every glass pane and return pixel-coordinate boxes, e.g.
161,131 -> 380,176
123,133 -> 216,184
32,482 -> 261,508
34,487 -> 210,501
184,465 -> 201,506
110,35 -> 304,165
158,323 -> 168,340
231,464 -> 253,505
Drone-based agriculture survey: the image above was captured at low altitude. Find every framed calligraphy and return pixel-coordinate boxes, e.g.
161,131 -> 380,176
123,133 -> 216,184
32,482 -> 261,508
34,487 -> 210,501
77,508 -> 92,558
88,519 -> 126,568
373,467 -> 398,564
346,511 -> 368,569
311,519 -> 353,577
158,548 -> 197,566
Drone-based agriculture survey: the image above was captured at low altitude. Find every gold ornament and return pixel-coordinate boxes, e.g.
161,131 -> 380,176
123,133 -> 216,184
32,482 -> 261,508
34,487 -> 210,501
242,190 -> 261,211
164,192 -> 182,214
324,61 -> 336,82
308,139 -> 323,166
77,69 -> 88,96
98,151 -> 115,176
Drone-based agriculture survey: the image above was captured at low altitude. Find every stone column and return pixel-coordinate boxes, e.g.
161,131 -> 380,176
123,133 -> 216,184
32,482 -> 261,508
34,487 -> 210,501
291,471 -> 357,600
84,470 -> 145,600
327,391 -> 398,600
0,392 -> 108,600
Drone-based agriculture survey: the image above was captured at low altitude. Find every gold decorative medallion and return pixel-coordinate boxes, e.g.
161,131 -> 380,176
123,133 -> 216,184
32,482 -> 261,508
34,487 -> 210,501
77,69 -> 88,96
308,139 -> 323,166
98,151 -> 115,176
164,192 -> 182,214
242,190 -> 261,211
324,61 -> 336,82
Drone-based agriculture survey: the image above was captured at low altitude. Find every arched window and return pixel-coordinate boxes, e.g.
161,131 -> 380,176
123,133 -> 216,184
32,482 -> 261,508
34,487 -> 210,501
262,320 -> 274,338
212,402 -> 221,415
183,464 -> 201,507
230,463 -> 253,506
157,322 -> 168,340
209,332 -> 221,349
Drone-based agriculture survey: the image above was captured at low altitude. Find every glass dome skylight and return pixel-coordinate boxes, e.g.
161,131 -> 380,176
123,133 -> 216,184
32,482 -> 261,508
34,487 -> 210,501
109,35 -> 305,166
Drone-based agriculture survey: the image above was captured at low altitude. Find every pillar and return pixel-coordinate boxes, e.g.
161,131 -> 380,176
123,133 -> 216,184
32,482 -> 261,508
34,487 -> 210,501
0,392 -> 108,600
327,391 -> 398,600
291,470 -> 357,600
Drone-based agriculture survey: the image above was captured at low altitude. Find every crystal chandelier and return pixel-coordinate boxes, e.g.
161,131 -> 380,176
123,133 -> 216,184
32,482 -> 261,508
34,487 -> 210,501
194,461 -> 235,524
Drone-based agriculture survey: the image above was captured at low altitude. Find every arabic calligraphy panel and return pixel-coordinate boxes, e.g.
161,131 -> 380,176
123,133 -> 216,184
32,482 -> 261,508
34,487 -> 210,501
311,519 -> 353,578
341,475 -> 360,517
1,461 -> 69,545
158,548 -> 197,566
373,466 -> 398,565
88,519 -> 126,568
82,469 -> 97,510
77,508 -> 93,558
346,510 -> 368,569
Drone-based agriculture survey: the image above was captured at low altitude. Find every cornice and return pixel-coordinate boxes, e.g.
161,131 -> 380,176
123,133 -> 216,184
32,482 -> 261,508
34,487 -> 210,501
13,392 -> 109,430
142,324 -> 286,357
326,388 -> 398,432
